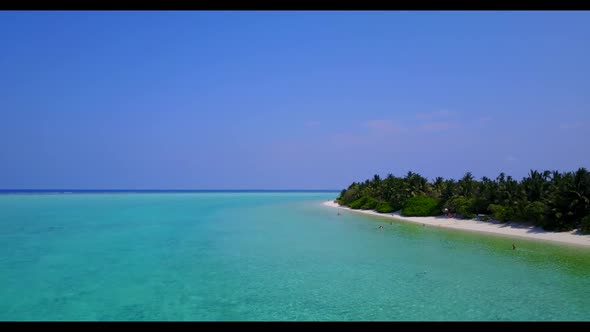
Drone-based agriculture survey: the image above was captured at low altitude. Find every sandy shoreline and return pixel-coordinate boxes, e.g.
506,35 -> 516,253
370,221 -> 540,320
323,200 -> 590,248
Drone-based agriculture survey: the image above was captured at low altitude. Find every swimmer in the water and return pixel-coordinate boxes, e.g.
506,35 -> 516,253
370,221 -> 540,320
512,243 -> 516,250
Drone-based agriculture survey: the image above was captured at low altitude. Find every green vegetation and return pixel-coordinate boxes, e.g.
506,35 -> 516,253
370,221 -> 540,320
581,215 -> 590,234
401,197 -> 440,216
375,201 -> 394,213
488,204 -> 514,223
348,196 -> 378,210
336,169 -> 590,233
445,196 -> 476,219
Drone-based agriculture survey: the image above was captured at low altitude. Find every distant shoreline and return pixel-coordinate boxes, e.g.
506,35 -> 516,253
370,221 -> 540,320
0,190 -> 340,195
323,201 -> 590,248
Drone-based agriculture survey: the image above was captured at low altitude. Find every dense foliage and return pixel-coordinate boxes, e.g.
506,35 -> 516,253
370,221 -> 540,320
401,197 -> 441,217
336,169 -> 590,233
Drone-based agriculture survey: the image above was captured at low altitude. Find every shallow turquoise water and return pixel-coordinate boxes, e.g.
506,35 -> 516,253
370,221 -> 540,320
1,192 -> 589,321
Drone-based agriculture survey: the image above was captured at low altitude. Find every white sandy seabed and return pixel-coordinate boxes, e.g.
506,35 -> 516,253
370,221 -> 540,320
323,201 -> 590,248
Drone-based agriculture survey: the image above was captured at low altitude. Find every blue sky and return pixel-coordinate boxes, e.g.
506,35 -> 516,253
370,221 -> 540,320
1,11 -> 589,189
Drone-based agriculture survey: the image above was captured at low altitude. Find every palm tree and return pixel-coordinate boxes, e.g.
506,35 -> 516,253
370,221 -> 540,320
431,177 -> 445,201
404,172 -> 428,197
337,168 -> 588,231
569,168 -> 590,224
440,179 -> 457,203
521,169 -> 545,202
458,172 -> 475,198
367,174 -> 382,200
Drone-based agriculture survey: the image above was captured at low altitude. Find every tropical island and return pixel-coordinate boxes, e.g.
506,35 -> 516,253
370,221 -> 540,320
328,169 -> 590,246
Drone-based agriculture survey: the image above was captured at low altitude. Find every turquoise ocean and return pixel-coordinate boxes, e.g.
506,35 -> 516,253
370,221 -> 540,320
1,191 -> 589,321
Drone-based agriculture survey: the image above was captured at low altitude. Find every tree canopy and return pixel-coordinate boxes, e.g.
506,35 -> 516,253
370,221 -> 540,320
336,168 -> 590,233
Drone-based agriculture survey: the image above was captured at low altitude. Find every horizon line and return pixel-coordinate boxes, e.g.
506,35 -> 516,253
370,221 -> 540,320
0,189 -> 341,192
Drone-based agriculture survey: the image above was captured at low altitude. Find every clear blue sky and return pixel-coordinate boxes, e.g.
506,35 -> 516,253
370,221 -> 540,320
1,11 -> 589,190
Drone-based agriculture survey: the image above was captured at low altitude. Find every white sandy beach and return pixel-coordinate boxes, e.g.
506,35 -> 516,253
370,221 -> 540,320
323,200 -> 590,248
